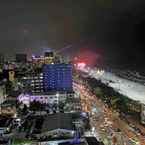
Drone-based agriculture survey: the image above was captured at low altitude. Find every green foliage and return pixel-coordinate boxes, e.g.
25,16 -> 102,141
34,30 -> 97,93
94,87 -> 104,97
110,97 -> 120,109
12,138 -> 33,145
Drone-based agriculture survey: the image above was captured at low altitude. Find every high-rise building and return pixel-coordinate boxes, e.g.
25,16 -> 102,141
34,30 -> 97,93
22,73 -> 44,93
31,73 -> 44,93
44,51 -> 54,57
43,64 -> 72,91
0,53 -> 4,64
8,63 -> 15,82
32,54 -> 54,65
16,53 -> 27,63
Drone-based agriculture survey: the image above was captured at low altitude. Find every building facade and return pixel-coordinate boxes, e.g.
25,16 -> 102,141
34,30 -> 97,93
22,73 -> 44,93
43,64 -> 72,92
17,92 -> 74,105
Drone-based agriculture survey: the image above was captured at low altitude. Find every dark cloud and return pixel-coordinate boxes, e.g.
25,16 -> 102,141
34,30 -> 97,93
0,0 -> 145,68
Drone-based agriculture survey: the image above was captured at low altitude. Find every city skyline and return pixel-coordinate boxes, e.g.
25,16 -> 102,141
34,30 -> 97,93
0,0 -> 145,68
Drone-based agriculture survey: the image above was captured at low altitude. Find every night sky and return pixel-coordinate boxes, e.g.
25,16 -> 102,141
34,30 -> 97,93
0,0 -> 145,69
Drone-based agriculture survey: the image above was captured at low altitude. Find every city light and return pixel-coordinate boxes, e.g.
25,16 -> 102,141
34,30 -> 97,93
56,93 -> 59,97
0,1 -> 145,144
76,62 -> 86,70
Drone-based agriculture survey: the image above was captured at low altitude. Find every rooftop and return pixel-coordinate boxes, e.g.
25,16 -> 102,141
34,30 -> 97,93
1,99 -> 16,107
42,113 -> 73,132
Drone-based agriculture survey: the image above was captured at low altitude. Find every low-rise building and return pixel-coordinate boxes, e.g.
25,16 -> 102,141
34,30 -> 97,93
0,84 -> 6,105
0,100 -> 16,115
30,113 -> 75,139
17,91 -> 74,106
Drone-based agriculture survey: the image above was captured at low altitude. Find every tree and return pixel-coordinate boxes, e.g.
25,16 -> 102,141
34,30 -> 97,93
29,101 -> 43,111
110,97 -> 120,109
94,87 -> 104,97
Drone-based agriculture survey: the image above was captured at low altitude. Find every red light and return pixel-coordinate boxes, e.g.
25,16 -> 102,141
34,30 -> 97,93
77,62 -> 86,69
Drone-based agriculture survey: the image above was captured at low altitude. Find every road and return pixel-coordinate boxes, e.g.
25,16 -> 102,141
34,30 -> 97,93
74,82 -> 145,145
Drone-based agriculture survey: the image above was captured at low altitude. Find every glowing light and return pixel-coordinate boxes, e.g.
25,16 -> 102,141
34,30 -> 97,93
32,54 -> 35,58
81,112 -> 87,118
92,127 -> 95,132
56,93 -> 59,97
76,62 -> 86,70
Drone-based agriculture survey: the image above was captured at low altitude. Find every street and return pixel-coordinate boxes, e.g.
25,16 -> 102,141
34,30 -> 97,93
74,82 -> 145,145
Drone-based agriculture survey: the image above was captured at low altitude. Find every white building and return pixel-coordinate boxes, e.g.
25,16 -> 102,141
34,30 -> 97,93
0,84 -> 6,104
17,92 -> 74,106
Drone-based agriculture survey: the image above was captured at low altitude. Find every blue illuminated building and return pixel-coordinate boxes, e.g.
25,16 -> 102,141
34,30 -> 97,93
43,64 -> 72,91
